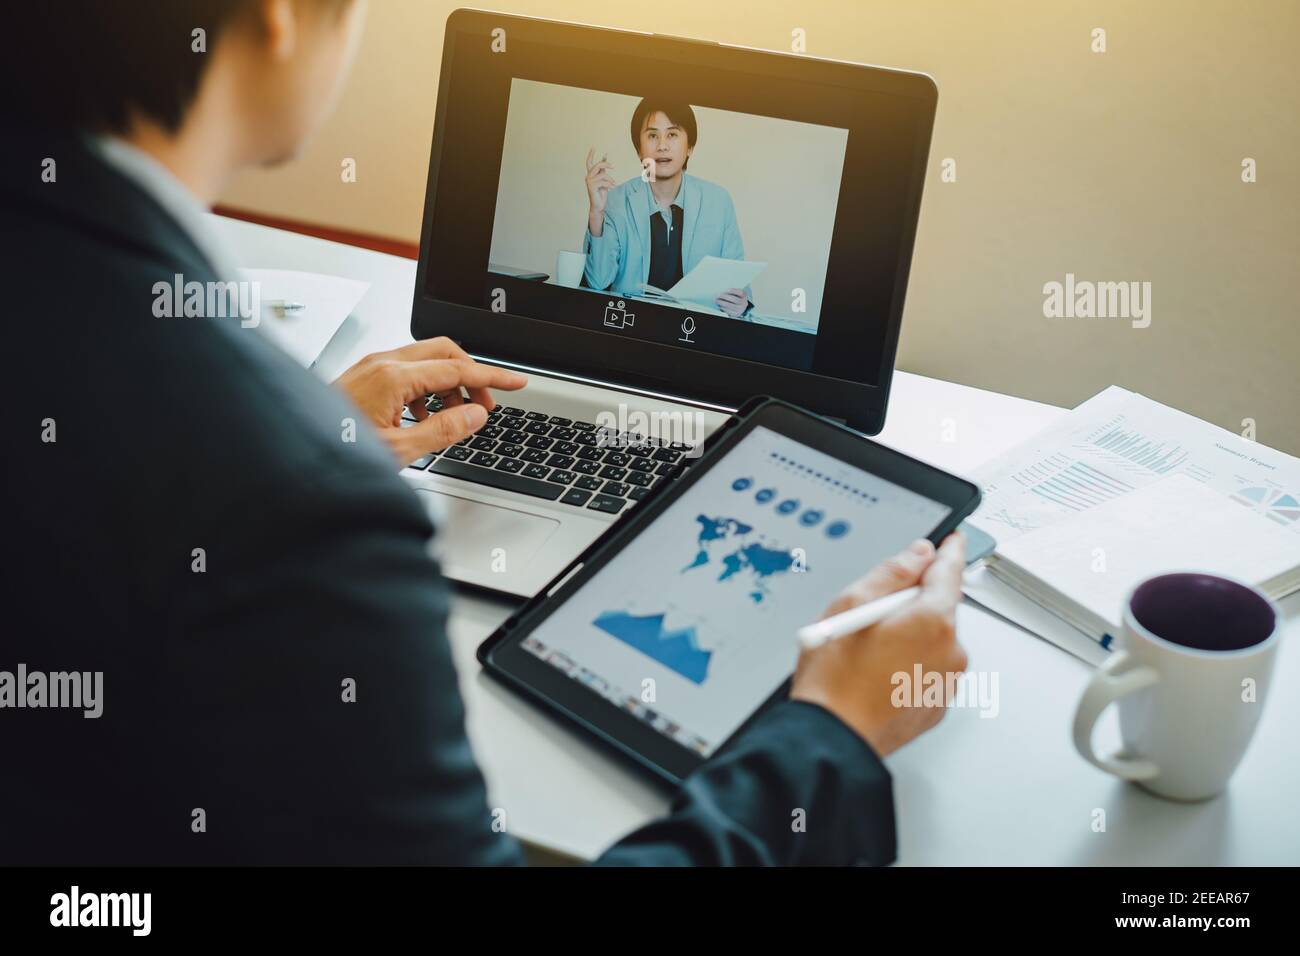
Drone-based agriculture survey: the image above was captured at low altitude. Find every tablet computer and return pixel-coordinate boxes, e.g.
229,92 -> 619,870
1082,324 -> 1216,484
477,397 -> 981,785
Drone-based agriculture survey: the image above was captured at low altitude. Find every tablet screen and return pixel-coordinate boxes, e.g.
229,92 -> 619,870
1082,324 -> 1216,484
518,424 -> 953,757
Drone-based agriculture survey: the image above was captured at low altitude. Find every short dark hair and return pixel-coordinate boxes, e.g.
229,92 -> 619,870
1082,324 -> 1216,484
3,1 -> 348,134
629,98 -> 698,164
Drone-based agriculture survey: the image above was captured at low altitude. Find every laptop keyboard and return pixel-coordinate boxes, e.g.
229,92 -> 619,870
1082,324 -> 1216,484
401,396 -> 693,516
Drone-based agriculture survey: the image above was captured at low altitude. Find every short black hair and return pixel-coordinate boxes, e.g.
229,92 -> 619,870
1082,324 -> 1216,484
3,1 -> 348,134
629,98 -> 698,163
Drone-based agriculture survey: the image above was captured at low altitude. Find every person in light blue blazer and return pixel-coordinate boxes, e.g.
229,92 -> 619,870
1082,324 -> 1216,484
583,98 -> 754,318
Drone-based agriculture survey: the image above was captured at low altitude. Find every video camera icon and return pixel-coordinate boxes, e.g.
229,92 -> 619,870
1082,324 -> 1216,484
603,300 -> 635,330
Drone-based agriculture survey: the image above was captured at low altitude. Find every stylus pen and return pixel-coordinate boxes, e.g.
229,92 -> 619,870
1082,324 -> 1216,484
266,299 -> 307,313
796,586 -> 922,650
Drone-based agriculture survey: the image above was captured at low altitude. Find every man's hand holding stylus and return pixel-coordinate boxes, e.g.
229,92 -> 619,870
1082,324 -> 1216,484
791,533 -> 968,756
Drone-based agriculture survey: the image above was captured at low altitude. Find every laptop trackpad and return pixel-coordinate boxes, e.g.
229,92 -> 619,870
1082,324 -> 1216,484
415,489 -> 561,578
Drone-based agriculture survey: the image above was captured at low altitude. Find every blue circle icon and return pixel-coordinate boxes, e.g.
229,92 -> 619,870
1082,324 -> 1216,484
825,520 -> 850,539
755,488 -> 776,504
776,498 -> 799,515
799,509 -> 824,527
732,477 -> 752,492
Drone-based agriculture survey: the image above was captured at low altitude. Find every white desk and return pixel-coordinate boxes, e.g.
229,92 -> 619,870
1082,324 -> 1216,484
214,215 -> 1300,865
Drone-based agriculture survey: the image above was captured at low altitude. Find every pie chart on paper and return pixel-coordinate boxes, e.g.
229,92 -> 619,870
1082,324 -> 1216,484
1231,485 -> 1300,524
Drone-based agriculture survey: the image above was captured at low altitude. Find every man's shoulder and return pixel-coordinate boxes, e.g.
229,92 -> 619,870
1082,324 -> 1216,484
154,318 -> 413,518
6,174 -> 420,533
687,174 -> 734,209
15,227 -> 412,518
608,176 -> 648,209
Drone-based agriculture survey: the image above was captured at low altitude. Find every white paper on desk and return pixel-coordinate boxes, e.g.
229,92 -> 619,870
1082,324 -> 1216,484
969,386 -> 1300,549
665,256 -> 766,309
964,385 -> 1300,660
241,268 -> 369,367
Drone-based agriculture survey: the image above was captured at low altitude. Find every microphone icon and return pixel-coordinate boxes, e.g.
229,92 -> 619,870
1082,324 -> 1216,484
679,315 -> 696,343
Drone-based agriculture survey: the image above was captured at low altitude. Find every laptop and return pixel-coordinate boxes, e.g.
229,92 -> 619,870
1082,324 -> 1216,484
404,10 -> 937,597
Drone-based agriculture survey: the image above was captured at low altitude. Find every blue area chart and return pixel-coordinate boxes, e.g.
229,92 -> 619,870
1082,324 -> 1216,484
592,610 -> 712,684
591,470 -> 855,684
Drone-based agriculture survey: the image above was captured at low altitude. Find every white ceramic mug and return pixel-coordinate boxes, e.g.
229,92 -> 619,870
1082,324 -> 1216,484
555,250 -> 584,288
1072,572 -> 1279,801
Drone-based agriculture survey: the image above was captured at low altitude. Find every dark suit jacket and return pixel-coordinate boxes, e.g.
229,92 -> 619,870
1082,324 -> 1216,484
0,127 -> 896,866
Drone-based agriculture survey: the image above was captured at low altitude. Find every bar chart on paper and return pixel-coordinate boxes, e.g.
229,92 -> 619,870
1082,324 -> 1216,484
1084,419 -> 1189,474
971,386 -> 1300,547
1004,454 -> 1134,514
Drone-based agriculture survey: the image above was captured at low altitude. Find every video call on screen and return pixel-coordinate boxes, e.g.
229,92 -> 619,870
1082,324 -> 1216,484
424,31 -> 925,386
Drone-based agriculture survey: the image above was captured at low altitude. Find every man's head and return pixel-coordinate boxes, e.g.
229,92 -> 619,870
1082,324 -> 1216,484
629,99 -> 697,179
6,0 -> 365,188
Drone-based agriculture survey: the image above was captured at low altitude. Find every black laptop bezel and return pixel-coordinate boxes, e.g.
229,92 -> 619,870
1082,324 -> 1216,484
411,10 -> 938,433
478,397 -> 981,786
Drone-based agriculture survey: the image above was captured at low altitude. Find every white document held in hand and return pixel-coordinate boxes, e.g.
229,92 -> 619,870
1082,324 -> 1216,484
665,256 -> 767,309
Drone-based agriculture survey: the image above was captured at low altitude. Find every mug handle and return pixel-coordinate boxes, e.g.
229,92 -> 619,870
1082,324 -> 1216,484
1072,650 -> 1161,781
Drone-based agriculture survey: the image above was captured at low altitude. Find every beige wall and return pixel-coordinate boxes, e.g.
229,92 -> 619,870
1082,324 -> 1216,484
222,0 -> 1300,454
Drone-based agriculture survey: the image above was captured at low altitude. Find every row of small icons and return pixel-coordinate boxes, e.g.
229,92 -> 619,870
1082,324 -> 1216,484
604,300 -> 696,344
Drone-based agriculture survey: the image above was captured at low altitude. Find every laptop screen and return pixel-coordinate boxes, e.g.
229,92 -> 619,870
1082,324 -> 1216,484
420,15 -> 934,397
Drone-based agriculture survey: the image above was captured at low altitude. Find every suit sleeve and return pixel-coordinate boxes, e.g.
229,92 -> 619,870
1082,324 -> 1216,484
592,700 -> 897,866
172,449 -> 526,866
583,213 -> 622,291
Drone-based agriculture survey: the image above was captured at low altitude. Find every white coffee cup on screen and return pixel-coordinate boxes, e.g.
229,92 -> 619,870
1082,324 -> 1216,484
555,250 -> 584,288
1072,572 -> 1280,801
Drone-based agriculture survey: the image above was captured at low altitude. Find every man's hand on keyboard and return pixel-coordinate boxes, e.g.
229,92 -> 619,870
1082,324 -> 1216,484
334,337 -> 527,465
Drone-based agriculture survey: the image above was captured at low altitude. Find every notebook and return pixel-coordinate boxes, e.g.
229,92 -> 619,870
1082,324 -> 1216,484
989,473 -> 1300,649
966,386 -> 1300,662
